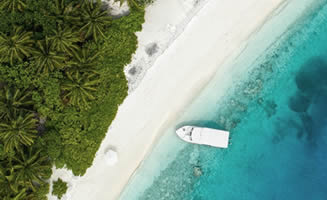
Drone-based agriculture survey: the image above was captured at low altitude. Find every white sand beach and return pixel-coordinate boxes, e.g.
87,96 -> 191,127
48,0 -> 289,199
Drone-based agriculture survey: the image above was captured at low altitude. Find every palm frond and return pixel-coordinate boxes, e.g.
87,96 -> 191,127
80,0 -> 112,42
0,27 -> 34,65
49,25 -> 80,55
0,112 -> 37,152
61,70 -> 100,109
0,86 -> 34,120
0,0 -> 27,12
33,39 -> 66,74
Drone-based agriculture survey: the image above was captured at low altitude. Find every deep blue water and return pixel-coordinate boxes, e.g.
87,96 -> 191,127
120,1 -> 327,200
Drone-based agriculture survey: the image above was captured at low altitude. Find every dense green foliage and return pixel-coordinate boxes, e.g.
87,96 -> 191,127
0,0 -> 145,199
52,178 -> 68,199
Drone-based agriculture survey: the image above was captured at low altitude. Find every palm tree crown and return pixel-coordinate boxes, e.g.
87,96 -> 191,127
0,112 -> 37,152
33,39 -> 66,74
0,86 -> 34,120
12,148 -> 51,191
71,47 -> 100,70
0,27 -> 34,65
80,0 -> 112,42
49,26 -> 80,55
52,0 -> 80,24
61,71 -> 100,109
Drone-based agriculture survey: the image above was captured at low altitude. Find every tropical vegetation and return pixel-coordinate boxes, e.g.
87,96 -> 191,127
52,178 -> 68,199
0,0 -> 149,198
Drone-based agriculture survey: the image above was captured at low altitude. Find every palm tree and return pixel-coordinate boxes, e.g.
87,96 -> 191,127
2,191 -> 27,200
0,27 -> 35,65
33,39 -> 66,74
0,86 -> 34,120
0,160 -> 30,199
52,0 -> 81,25
71,47 -> 100,70
49,26 -> 80,55
3,189 -> 28,200
12,148 -> 51,191
80,0 -> 112,42
61,71 -> 100,109
0,167 -> 20,196
1,186 -> 27,200
0,112 -> 37,153
0,0 -> 27,12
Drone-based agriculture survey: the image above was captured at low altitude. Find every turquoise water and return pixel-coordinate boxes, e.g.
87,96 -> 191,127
121,1 -> 327,199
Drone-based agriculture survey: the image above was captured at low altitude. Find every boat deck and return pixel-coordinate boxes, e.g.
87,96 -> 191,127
176,126 -> 230,148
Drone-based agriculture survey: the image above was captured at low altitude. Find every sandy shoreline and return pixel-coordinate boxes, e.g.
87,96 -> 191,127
124,0 -> 210,92
49,0 -> 288,199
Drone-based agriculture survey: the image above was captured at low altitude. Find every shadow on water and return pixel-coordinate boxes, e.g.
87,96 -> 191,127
294,57 -> 327,96
285,56 -> 327,146
288,91 -> 311,113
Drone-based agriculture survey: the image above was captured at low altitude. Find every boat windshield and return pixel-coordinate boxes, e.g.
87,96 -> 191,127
187,128 -> 194,141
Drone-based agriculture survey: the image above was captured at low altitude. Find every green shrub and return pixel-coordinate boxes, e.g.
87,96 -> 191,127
52,178 -> 68,199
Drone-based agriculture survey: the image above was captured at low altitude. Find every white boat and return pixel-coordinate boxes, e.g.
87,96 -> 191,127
176,126 -> 230,148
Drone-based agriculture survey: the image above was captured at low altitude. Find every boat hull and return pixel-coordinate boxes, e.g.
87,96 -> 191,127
176,126 -> 230,148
